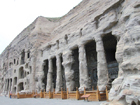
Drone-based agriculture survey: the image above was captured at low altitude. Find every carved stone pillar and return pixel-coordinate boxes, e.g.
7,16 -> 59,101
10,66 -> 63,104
25,51 -> 28,62
95,36 -> 108,91
46,58 -> 53,92
55,54 -> 62,93
62,50 -> 74,91
78,44 -> 90,91
5,80 -> 7,91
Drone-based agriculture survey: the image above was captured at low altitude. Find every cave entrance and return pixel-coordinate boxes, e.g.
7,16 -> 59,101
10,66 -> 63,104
52,57 -> 57,89
102,33 -> 118,87
21,50 -> 25,64
43,59 -> 48,91
14,77 -> 17,85
7,79 -> 9,91
85,40 -> 97,90
72,47 -> 79,91
19,67 -> 24,79
60,54 -> 66,91
18,82 -> 24,91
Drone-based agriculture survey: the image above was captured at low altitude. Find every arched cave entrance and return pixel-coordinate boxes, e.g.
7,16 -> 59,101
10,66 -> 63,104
72,47 -> 79,91
19,67 -> 24,79
52,57 -> 57,89
43,59 -> 48,91
85,40 -> 97,90
18,82 -> 24,91
21,50 -> 25,64
102,33 -> 118,87
14,77 -> 17,85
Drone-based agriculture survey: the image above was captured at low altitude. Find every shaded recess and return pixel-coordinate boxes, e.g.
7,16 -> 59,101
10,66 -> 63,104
7,79 -> 9,90
102,33 -> 118,87
21,50 -> 25,64
19,67 -> 24,79
52,57 -> 57,89
85,40 -> 97,90
18,82 -> 24,91
72,47 -> 79,90
43,59 -> 48,91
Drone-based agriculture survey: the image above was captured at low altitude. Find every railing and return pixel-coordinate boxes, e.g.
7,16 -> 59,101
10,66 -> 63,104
9,86 -> 109,101
67,87 -> 84,100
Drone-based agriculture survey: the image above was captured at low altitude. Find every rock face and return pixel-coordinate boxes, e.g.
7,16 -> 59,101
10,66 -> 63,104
0,0 -> 140,104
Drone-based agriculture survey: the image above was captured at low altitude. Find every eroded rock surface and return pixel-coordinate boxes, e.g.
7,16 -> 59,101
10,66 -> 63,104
0,0 -> 140,104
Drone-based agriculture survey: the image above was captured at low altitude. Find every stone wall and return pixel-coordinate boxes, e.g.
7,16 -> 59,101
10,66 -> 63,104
0,0 -> 140,104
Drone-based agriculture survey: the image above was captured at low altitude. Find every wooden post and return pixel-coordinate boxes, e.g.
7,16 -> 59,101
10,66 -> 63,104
43,89 -> 45,98
96,86 -> 99,101
40,90 -> 42,98
84,87 -> 86,95
49,89 -> 51,99
67,88 -> 69,99
61,88 -> 63,99
53,89 -> 55,98
17,92 -> 19,99
76,87 -> 79,100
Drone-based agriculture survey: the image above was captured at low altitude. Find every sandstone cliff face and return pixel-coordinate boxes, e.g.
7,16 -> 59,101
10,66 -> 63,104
0,0 -> 140,104
109,1 -> 140,104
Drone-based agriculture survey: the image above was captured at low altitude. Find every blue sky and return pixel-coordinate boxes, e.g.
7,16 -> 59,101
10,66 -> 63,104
0,0 -> 82,54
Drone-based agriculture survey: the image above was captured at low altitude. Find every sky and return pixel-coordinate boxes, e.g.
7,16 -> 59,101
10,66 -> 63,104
0,0 -> 82,54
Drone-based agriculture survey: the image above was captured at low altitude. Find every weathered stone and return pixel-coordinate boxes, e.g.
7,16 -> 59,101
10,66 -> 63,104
0,0 -> 140,104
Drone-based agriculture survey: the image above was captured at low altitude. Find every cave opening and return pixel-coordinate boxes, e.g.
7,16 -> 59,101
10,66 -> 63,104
19,67 -> 24,79
21,50 -> 25,64
85,40 -> 97,90
102,33 -> 118,87
43,59 -> 48,91
52,57 -> 57,89
18,82 -> 24,91
72,47 -> 79,90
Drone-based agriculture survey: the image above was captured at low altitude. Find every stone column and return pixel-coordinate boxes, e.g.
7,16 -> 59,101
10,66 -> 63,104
62,50 -> 74,91
78,44 -> 90,91
25,51 -> 28,62
46,58 -> 53,92
95,36 -> 108,91
4,80 -> 7,92
9,79 -> 11,91
55,54 -> 62,93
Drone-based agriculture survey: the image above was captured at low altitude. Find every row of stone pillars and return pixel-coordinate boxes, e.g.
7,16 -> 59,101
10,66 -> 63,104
4,79 -> 12,93
45,36 -> 108,92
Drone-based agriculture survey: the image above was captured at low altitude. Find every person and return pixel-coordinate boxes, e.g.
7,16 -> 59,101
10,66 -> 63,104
10,91 -> 12,99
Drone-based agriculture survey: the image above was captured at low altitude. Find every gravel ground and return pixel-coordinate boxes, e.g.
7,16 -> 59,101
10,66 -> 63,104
0,96 -> 106,105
